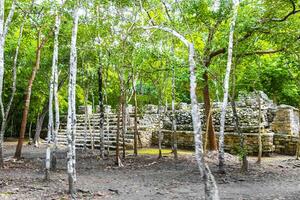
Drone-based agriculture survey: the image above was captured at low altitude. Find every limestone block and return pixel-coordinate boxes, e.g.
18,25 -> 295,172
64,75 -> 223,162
271,105 -> 299,135
78,105 -> 93,115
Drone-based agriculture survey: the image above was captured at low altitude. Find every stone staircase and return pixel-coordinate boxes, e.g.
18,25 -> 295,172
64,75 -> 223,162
57,112 -> 135,151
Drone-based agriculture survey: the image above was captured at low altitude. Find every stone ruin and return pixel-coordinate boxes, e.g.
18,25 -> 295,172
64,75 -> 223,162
57,91 -> 300,156
153,91 -> 300,155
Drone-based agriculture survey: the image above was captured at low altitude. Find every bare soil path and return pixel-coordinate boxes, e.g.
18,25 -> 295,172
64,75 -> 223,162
1,142 -> 300,199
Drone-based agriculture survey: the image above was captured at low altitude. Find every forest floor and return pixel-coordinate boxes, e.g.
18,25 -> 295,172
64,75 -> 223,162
1,142 -> 300,200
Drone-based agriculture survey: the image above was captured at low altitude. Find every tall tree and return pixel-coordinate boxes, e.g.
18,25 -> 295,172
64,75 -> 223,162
115,100 -> 123,167
171,64 -> 178,159
0,0 -> 18,167
143,25 -> 219,200
218,0 -> 240,173
256,91 -> 262,164
0,0 -> 5,165
14,29 -> 46,158
132,72 -> 139,156
66,1 -> 79,197
98,55 -> 104,158
46,0 -> 64,175
52,0 -> 65,171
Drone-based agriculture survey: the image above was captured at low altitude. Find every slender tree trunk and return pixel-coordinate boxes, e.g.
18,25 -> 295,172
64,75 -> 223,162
34,108 -> 47,147
83,91 -> 88,151
122,94 -> 127,159
171,65 -> 178,159
3,0 -> 16,41
218,1 -> 239,172
142,26 -> 220,199
45,3 -> 63,175
257,92 -> 262,164
35,77 -> 65,148
133,74 -> 138,156
0,15 -> 26,166
115,102 -> 123,167
188,44 -> 219,200
0,0 -> 17,167
98,61 -> 104,158
15,30 -> 42,159
52,3 -> 63,170
105,108 -> 109,155
45,64 -> 54,180
28,122 -> 32,145
158,99 -> 163,159
230,62 -> 248,172
66,4 -> 79,197
104,65 -> 109,154
118,70 -> 127,159
0,0 -> 16,124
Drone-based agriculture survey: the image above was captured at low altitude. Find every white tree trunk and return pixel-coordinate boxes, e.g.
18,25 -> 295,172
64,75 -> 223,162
98,61 -> 105,158
257,91 -> 262,164
188,43 -> 219,200
0,0 -> 16,123
218,0 -> 239,172
142,26 -> 219,200
171,65 -> 178,159
158,100 -> 163,159
3,0 -> 16,39
133,74 -> 139,156
0,9 -> 26,167
45,52 -> 54,179
67,3 -> 79,197
84,91 -> 88,151
0,0 -> 5,132
105,110 -> 109,154
46,1 -> 63,177
104,67 -> 109,154
53,3 -> 63,169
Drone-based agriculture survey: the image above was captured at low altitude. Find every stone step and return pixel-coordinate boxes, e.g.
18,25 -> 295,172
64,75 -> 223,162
60,122 -> 124,127
57,142 -> 120,149
58,129 -> 135,135
57,134 -> 134,140
57,136 -> 132,143
58,128 -> 135,133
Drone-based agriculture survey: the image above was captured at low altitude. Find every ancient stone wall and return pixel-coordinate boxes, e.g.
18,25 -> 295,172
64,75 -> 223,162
147,91 -> 300,155
58,91 -> 300,155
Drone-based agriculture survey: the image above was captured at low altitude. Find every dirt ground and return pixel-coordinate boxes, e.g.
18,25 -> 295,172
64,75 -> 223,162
1,142 -> 300,200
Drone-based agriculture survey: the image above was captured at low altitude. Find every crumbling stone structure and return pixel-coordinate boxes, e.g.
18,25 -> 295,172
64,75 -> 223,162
58,91 -> 300,156
151,91 -> 299,155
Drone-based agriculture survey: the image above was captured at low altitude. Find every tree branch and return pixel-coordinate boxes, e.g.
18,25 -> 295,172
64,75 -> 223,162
4,0 -> 16,38
238,48 -> 285,57
271,0 -> 300,22
142,26 -> 190,47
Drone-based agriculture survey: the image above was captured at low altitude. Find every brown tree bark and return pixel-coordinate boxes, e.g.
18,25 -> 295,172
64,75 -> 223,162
14,30 -> 42,159
201,21 -> 221,152
202,71 -> 217,151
